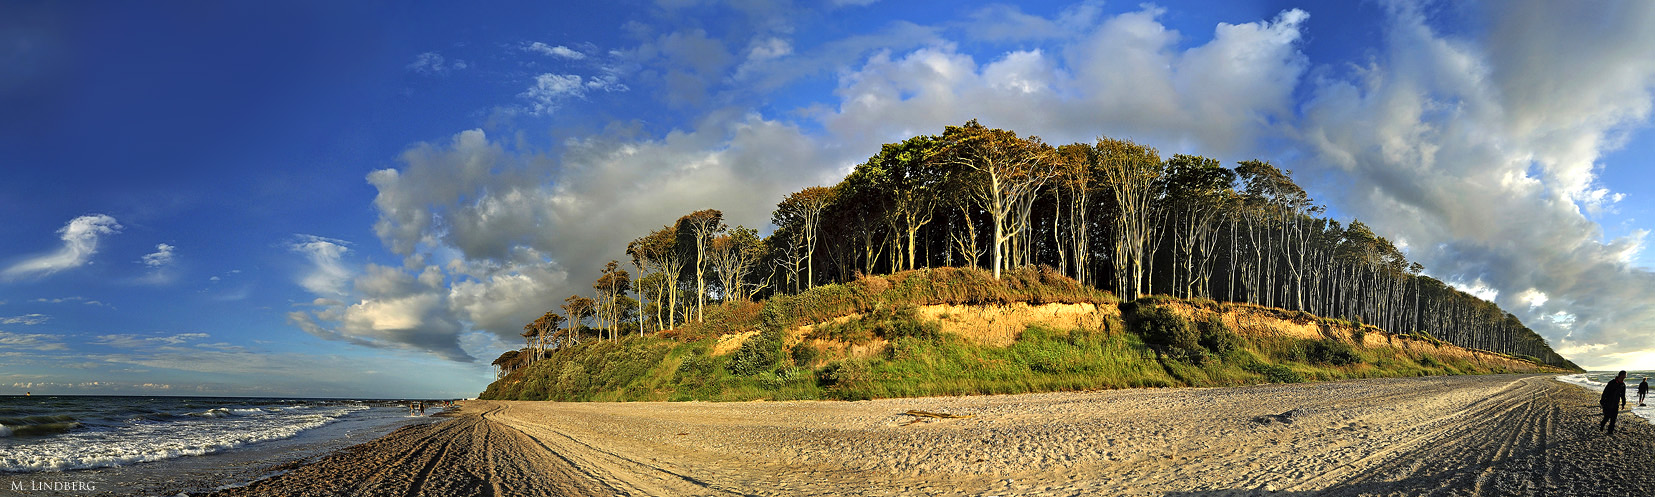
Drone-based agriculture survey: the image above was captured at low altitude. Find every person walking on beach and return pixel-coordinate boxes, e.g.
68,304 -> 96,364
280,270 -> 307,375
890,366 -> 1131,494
1600,371 -> 1628,435
1639,378 -> 1648,407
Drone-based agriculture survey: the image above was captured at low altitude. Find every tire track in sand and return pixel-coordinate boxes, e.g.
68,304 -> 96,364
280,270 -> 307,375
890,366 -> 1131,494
210,375 -> 1655,496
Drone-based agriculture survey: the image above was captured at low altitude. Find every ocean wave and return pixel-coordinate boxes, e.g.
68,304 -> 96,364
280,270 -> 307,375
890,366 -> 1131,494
0,415 -> 82,438
1556,372 -> 1655,425
0,404 -> 372,472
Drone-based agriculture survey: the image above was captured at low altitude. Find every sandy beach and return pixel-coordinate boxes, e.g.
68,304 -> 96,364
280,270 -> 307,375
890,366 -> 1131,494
206,374 -> 1653,496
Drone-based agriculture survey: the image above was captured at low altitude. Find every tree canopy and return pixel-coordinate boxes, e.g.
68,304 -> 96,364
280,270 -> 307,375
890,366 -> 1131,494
508,120 -> 1573,370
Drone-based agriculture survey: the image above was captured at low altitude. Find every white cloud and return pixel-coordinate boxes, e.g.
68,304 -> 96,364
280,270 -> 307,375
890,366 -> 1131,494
1291,0 -> 1655,369
333,2 -> 1655,372
356,119 -> 839,348
1447,279 -> 1499,302
519,73 -> 627,115
1517,288 -> 1549,309
814,6 -> 1309,157
0,314 -> 48,325
130,243 -> 180,285
0,331 -> 68,351
2,214 -> 122,280
963,1 -> 1104,42
406,52 -> 467,75
29,296 -> 109,307
93,332 -> 210,349
746,37 -> 791,61
140,243 -> 174,267
525,42 -> 586,60
288,254 -> 477,361
340,6 -> 1320,363
290,235 -> 352,297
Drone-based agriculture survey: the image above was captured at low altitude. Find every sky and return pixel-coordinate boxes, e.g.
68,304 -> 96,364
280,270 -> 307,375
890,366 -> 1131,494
3,0 -> 1654,398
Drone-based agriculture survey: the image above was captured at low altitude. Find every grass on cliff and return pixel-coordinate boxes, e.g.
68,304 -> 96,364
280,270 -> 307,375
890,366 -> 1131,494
480,267 -> 1558,402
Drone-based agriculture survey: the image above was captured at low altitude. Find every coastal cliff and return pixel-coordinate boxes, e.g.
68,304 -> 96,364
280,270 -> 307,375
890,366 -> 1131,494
480,268 -> 1576,401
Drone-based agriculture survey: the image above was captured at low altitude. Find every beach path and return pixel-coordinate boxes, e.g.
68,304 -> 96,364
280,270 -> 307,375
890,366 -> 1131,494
209,374 -> 1655,496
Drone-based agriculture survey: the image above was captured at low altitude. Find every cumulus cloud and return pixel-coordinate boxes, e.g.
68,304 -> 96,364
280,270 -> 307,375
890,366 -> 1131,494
324,2 -> 1655,372
140,243 -> 174,267
286,244 -> 477,362
334,5 -> 1320,363
130,243 -> 179,285
815,5 -> 1309,157
1292,0 -> 1655,369
2,214 -> 122,280
359,122 -> 833,347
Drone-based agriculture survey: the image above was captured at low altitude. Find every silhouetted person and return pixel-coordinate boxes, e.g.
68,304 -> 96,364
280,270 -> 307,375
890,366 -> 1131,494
1640,378 -> 1649,407
1600,371 -> 1628,435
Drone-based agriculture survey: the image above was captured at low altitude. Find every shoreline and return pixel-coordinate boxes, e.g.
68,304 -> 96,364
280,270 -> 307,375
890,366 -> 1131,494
0,409 -> 439,497
179,374 -> 1654,496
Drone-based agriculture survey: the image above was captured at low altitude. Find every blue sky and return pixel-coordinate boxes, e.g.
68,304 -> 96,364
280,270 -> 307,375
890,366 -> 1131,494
3,0 -> 1654,398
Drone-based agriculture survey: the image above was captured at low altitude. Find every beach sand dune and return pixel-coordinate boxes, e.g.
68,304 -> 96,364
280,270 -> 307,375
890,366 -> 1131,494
209,375 -> 1654,496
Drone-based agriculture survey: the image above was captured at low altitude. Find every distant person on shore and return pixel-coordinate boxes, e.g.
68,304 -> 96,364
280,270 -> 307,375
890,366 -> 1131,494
1600,371 -> 1628,435
1639,378 -> 1649,407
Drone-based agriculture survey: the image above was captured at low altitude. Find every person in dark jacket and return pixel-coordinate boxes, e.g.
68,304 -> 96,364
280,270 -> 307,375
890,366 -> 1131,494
1600,371 -> 1628,434
1639,378 -> 1648,407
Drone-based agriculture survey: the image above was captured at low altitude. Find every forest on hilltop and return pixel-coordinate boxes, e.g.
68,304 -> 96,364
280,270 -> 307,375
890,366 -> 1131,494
497,120 -> 1575,374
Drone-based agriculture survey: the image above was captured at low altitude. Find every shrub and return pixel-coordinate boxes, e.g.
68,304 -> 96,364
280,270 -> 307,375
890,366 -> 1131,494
675,354 -> 715,379
790,343 -> 819,367
557,362 -> 589,392
817,360 -> 870,389
873,305 -> 939,340
1417,355 -> 1442,368
1243,361 -> 1304,383
1305,339 -> 1362,366
1197,316 -> 1242,357
676,300 -> 765,341
726,330 -> 784,376
1128,303 -> 1202,363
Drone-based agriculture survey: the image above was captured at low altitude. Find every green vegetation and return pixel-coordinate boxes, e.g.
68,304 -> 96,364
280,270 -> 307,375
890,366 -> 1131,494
481,270 -> 1567,402
491,120 -> 1585,399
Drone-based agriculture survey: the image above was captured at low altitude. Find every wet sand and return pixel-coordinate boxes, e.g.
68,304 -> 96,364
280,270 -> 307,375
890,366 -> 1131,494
206,374 -> 1655,496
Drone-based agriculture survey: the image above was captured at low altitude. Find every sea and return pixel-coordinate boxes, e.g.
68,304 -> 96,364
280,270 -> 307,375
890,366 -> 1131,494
0,395 -> 445,496
1556,371 -> 1655,423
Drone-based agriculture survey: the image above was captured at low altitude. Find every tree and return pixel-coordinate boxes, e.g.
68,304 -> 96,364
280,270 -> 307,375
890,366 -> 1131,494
773,187 -> 834,289
628,225 -> 686,332
677,209 -> 725,322
1053,143 -> 1096,285
491,350 -> 522,379
593,261 -> 631,341
709,226 -> 766,302
1236,159 -> 1315,310
530,124 -> 1578,372
938,120 -> 1057,278
857,135 -> 947,272
523,310 -> 564,357
1163,154 -> 1235,299
1096,136 -> 1163,298
560,295 -> 595,345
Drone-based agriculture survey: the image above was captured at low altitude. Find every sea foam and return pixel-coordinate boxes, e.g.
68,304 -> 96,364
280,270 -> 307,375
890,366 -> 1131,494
1557,373 -> 1655,424
0,404 -> 369,472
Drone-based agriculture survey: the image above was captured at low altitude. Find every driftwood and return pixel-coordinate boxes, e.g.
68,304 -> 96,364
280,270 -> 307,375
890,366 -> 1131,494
901,410 -> 974,425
